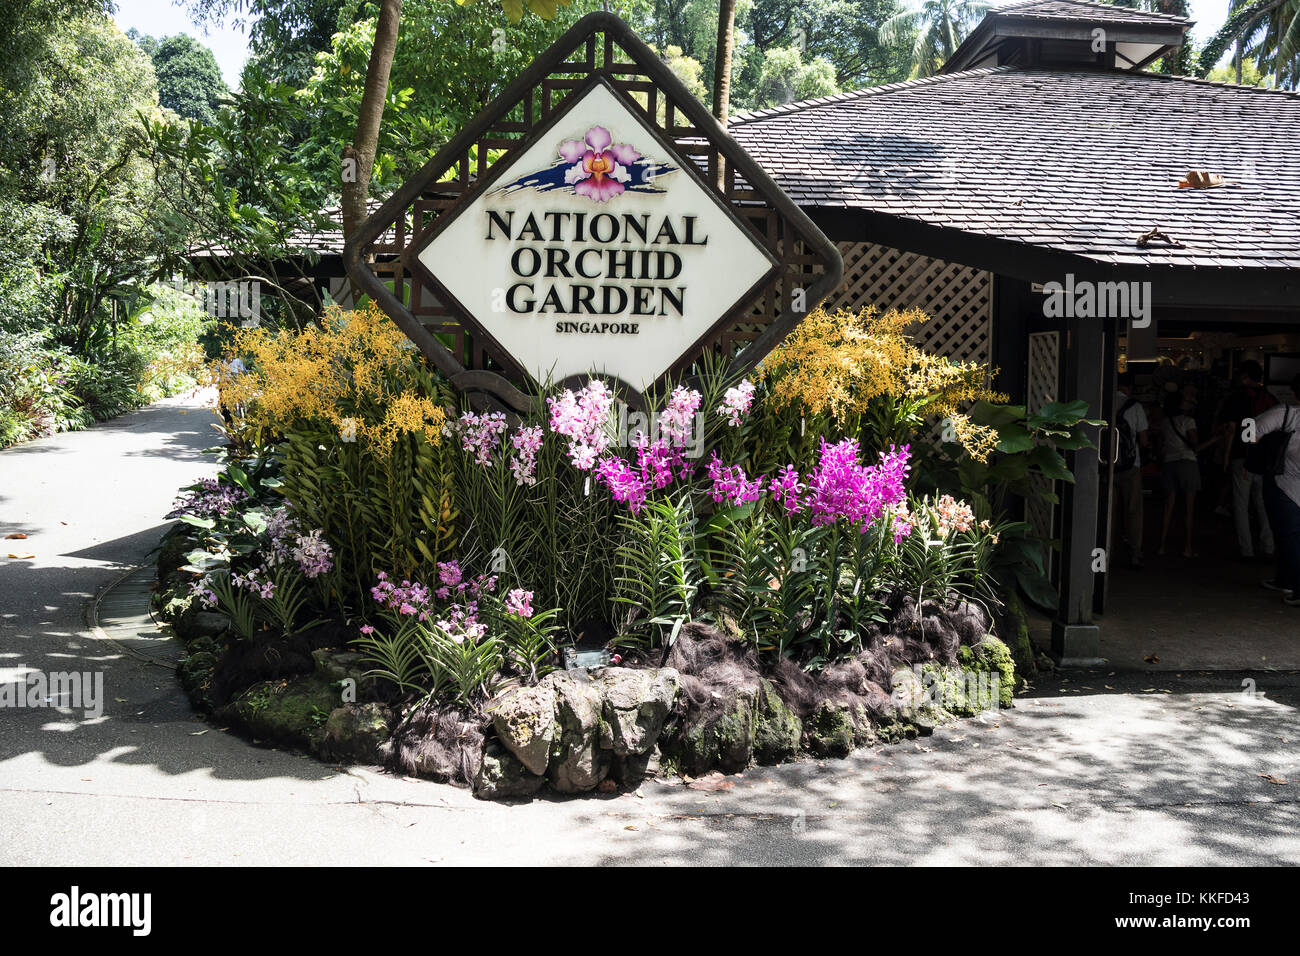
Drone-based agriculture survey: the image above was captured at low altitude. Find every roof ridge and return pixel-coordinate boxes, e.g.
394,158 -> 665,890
1132,66 -> 1300,99
728,66 -> 1013,126
995,0 -> 1190,23
731,65 -> 1300,129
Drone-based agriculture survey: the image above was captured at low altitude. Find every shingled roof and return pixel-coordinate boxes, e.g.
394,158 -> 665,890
990,0 -> 1190,27
728,66 -> 1300,271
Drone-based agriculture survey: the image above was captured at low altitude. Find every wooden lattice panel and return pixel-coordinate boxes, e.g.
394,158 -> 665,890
829,242 -> 992,366
825,241 -> 993,446
1026,330 -> 1061,584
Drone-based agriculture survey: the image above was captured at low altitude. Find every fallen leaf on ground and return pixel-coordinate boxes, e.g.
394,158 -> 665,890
688,772 -> 735,792
1258,773 -> 1288,785
7,553 -> 35,559
4,533 -> 27,539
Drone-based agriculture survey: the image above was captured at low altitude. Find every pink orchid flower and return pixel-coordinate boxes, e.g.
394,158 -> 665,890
559,125 -> 640,202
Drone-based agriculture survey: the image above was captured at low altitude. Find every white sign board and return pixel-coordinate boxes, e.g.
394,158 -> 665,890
415,80 -> 778,389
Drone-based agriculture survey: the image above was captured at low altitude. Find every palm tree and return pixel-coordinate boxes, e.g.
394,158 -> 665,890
713,0 -> 737,122
879,0 -> 993,77
1199,0 -> 1300,89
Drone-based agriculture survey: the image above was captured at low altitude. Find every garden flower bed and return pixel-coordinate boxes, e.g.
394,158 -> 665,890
155,303 -> 1086,799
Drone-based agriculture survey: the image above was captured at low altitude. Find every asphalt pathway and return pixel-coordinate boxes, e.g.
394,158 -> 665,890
1,394 -> 1297,865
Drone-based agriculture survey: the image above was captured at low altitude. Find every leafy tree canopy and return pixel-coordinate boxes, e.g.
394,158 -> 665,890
130,30 -> 230,123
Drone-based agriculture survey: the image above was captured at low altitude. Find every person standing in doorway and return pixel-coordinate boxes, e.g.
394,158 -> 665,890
1259,374 -> 1300,606
1158,392 -> 1204,558
1113,374 -> 1149,568
1219,360 -> 1277,561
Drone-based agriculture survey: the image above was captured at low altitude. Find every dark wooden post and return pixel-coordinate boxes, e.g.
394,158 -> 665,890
1052,310 -> 1104,662
991,276 -> 1030,406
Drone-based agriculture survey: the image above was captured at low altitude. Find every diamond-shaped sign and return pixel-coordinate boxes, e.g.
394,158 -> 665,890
411,79 -> 779,391
346,12 -> 842,410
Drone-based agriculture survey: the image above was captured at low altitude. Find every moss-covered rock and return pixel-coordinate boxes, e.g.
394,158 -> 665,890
958,634 -> 1016,708
217,675 -> 338,751
752,679 -> 802,765
888,666 -> 952,735
489,683 -> 556,776
177,647 -> 219,714
546,671 -> 611,792
671,685 -> 757,776
321,702 -> 393,764
610,749 -> 657,788
475,741 -> 545,800
596,666 -> 679,758
920,662 -> 975,717
874,716 -> 918,744
1001,592 -> 1037,682
806,700 -> 860,758
311,649 -> 378,701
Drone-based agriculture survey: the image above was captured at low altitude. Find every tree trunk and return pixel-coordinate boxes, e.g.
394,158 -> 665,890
712,0 -> 736,125
342,0 -> 403,264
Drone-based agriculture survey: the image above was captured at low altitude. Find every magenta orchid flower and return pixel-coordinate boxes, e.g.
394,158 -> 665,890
560,126 -> 640,202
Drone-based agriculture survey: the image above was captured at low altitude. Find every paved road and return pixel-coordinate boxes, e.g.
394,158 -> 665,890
1,395 -> 1298,865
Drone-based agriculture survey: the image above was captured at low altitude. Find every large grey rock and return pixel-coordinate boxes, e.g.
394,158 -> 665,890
489,683 -> 556,776
806,699 -> 860,758
545,671 -> 611,793
669,684 -> 758,776
188,611 -> 232,638
611,748 -> 659,787
889,665 -> 952,735
595,667 -> 679,757
312,649 -> 378,698
321,702 -> 393,763
475,741 -> 544,800
752,679 -> 802,765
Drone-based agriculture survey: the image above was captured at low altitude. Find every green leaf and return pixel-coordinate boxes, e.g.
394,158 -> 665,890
226,463 -> 253,494
1037,399 -> 1091,422
970,401 -> 1026,427
1016,566 -> 1060,612
1026,445 -> 1075,482
987,455 -> 1030,482
995,423 -> 1034,454
179,514 -> 216,530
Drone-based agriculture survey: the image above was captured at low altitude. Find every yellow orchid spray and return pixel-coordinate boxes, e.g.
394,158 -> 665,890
218,302 -> 447,453
758,306 -> 1005,461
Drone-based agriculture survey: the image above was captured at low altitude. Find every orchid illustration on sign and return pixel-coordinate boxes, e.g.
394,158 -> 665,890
493,117 -> 676,200
561,125 -> 638,202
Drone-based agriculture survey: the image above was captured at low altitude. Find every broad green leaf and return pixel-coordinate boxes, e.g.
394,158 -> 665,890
226,463 -> 253,494
1026,445 -> 1075,482
995,423 -> 1034,454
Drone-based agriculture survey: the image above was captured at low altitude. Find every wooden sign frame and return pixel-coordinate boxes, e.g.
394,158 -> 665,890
345,11 -> 843,411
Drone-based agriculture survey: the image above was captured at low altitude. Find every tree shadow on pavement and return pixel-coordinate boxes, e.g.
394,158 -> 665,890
553,685 -> 1300,866
0,561 -> 342,785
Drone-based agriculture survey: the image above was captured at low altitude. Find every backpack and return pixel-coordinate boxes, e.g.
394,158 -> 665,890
1245,406 -> 1295,477
1116,397 -> 1140,472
